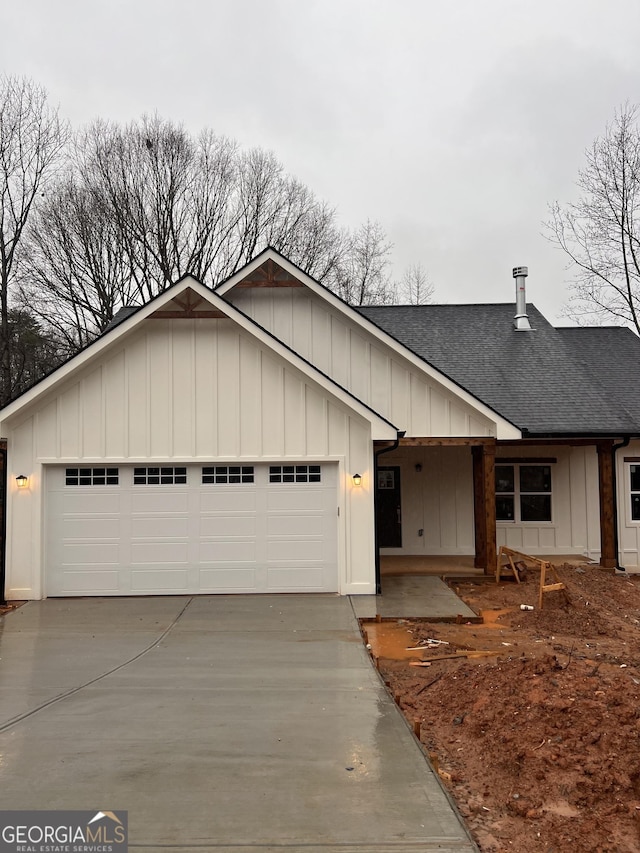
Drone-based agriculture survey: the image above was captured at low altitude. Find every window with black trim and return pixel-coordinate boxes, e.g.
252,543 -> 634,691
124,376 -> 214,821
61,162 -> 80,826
133,467 -> 187,485
65,467 -> 119,486
631,464 -> 640,521
495,464 -> 552,522
202,466 -> 254,484
269,464 -> 321,483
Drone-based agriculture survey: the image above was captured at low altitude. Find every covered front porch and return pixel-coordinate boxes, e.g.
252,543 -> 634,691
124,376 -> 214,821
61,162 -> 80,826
374,436 -> 619,590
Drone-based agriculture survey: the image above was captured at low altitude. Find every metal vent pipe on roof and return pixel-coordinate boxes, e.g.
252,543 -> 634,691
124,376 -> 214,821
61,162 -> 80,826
513,266 -> 533,331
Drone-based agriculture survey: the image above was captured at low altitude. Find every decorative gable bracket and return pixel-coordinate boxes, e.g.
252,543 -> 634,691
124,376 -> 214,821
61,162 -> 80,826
233,258 -> 303,288
149,287 -> 227,319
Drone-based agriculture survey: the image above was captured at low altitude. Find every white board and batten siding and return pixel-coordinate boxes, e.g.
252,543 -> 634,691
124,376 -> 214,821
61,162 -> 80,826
226,287 -> 501,439
3,318 -> 377,599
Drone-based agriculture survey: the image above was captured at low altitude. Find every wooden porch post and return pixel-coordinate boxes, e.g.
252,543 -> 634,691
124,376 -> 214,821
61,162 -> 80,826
472,443 -> 497,575
597,441 -> 617,569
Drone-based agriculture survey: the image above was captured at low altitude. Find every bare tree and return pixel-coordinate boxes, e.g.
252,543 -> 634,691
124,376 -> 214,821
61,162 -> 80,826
333,220 -> 395,305
2,308 -> 64,396
547,104 -> 640,334
396,262 -> 435,304
0,76 -> 68,403
23,178 -> 133,350
23,116 -> 360,339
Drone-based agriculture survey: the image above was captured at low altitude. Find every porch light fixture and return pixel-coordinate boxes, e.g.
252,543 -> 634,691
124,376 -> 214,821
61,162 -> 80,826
352,474 -> 362,486
16,474 -> 28,488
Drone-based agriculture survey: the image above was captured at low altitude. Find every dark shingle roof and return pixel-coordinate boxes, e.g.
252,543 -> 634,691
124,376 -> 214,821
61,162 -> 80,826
357,304 -> 640,436
102,305 -> 139,332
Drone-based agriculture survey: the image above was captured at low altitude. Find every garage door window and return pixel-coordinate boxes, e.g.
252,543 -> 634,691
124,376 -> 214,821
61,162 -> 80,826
269,464 -> 321,483
65,467 -> 119,486
202,466 -> 254,484
133,467 -> 187,485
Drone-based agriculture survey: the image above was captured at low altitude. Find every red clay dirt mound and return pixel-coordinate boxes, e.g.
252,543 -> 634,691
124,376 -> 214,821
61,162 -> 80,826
372,564 -> 640,853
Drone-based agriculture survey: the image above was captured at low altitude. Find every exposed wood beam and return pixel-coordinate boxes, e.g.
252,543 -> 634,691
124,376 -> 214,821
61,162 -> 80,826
496,457 -> 557,464
498,437 -> 626,447
149,310 -> 227,319
235,280 -> 304,288
399,437 -> 496,447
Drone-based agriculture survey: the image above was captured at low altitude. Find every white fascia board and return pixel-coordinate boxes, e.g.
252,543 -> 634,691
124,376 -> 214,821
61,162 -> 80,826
217,249 -> 522,441
0,275 -> 398,441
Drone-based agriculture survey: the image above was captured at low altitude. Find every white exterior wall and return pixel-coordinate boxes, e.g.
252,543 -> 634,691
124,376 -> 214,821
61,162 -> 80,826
228,288 -> 497,438
618,439 -> 640,571
378,444 -> 600,558
3,318 -> 377,599
496,445 -> 600,558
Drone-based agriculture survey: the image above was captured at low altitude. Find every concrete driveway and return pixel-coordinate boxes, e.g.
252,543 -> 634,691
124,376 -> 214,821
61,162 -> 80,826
0,595 -> 477,852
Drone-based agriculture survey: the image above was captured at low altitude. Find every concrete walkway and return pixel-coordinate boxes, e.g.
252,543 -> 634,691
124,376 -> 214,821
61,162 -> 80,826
0,595 -> 477,852
352,575 -> 479,620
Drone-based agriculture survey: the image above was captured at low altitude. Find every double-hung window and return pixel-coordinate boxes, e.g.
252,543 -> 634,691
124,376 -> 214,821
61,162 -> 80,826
495,463 -> 552,523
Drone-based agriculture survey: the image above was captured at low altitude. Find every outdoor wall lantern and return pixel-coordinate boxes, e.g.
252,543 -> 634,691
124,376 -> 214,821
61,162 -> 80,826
352,474 -> 362,486
415,463 -> 423,472
16,474 -> 28,488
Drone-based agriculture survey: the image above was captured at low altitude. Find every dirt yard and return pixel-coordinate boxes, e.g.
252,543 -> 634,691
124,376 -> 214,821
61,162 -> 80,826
368,563 -> 640,853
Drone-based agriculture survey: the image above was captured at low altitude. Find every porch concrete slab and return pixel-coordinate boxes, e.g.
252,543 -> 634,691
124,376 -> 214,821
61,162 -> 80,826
0,595 -> 477,852
351,575 -> 479,620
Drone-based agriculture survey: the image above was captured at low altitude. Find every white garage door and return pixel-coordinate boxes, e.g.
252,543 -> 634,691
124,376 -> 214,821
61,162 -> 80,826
45,463 -> 338,596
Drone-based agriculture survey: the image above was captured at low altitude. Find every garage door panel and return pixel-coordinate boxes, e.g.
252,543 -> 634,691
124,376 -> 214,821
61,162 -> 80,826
131,516 -> 189,538
46,463 -> 338,595
59,493 -> 121,514
267,490 -> 327,511
199,515 -> 256,537
59,543 -> 120,564
199,568 -> 257,590
130,542 -> 189,564
198,540 -> 256,562
267,539 -> 325,561
267,514 -> 324,536
131,492 -> 189,512
62,517 -> 120,539
267,567 -> 324,589
199,492 -> 256,512
130,569 -> 189,591
59,570 -> 121,592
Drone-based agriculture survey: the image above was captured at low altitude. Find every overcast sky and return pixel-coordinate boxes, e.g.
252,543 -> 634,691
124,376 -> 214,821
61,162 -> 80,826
4,0 -> 640,321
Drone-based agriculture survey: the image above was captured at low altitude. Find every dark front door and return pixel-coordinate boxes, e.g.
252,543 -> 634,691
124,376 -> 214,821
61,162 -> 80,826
376,466 -> 402,547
